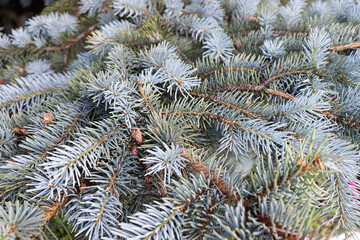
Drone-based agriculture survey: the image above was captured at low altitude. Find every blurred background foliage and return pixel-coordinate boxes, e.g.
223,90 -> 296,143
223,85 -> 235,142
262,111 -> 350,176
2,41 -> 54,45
0,0 -> 47,33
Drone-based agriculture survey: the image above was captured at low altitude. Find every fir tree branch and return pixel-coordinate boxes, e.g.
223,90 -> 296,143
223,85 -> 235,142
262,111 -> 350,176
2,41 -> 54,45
0,181 -> 31,195
42,126 -> 123,222
189,91 -> 263,119
257,213 -> 298,240
261,70 -> 327,87
196,191 -> 215,238
39,110 -> 83,159
108,158 -> 124,196
0,48 -> 23,57
209,84 -> 261,93
166,110 -> 279,140
209,84 -> 294,100
177,186 -> 208,212
0,24 -> 97,58
1,88 -> 58,110
199,67 -> 256,79
188,91 -> 298,137
257,155 -> 324,199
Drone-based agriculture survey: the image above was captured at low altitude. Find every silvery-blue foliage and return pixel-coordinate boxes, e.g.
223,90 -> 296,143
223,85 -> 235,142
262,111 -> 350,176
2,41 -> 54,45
261,38 -> 285,59
203,30 -> 234,61
143,143 -> 189,184
303,28 -> 331,69
10,28 -> 32,48
25,59 -> 54,75
279,0 -> 306,28
26,13 -> 78,43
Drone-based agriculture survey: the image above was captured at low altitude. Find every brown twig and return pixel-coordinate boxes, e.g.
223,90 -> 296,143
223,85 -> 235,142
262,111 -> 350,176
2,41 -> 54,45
160,170 -> 168,196
43,197 -> 70,222
329,42 -> 360,52
265,88 -> 295,100
185,154 -> 239,202
137,80 -> 153,112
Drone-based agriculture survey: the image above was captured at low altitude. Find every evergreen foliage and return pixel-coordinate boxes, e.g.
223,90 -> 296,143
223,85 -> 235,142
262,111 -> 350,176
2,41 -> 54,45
1,0 -> 360,239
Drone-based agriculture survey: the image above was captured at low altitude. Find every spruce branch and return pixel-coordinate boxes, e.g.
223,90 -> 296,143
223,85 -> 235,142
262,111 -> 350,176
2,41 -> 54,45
260,70 -> 326,87
189,91 -> 263,119
256,213 -> 298,240
39,110 -> 83,159
1,88 -> 58,110
199,66 -> 256,79
209,85 -> 295,100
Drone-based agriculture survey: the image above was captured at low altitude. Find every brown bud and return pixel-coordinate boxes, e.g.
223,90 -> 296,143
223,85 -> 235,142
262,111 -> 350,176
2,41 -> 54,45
42,113 -> 54,124
8,224 -> 17,234
0,79 -> 5,85
314,155 -> 324,170
131,145 -> 138,156
80,183 -> 87,194
131,129 -> 143,143
145,175 -> 153,184
20,128 -> 29,135
296,157 -> 307,173
18,67 -> 24,73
